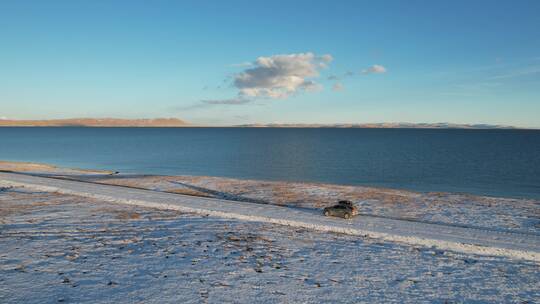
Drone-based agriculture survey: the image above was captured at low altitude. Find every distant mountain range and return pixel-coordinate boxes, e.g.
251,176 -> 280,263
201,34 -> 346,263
0,118 -> 187,127
0,118 -> 521,129
234,122 -> 518,129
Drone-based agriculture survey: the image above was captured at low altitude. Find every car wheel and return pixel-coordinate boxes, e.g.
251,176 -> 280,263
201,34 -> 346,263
344,213 -> 350,219
324,210 -> 330,216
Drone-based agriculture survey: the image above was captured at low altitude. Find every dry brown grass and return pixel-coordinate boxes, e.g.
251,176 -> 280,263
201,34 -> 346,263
0,194 -> 68,219
270,184 -> 303,205
352,188 -> 416,204
113,211 -> 142,220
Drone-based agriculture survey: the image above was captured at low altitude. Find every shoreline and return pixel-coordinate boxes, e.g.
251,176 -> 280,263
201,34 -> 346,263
1,160 -> 539,234
1,126 -> 538,130
1,159 -> 538,201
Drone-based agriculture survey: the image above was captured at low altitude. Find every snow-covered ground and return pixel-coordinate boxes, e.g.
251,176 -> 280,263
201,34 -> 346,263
2,161 -> 539,235
1,187 -> 539,303
1,161 -> 540,303
2,171 -> 539,261
86,175 -> 540,235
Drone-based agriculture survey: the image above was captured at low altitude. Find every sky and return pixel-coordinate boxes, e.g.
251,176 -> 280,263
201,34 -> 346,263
0,1 -> 539,127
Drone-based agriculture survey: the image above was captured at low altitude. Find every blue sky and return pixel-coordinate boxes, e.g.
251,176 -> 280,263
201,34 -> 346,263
1,1 -> 539,127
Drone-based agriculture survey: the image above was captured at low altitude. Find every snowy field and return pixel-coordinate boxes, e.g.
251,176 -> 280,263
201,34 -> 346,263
92,175 -> 540,235
1,161 -> 539,303
1,187 -> 539,303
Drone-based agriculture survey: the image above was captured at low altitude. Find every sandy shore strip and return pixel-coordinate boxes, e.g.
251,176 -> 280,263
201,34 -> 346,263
0,161 -> 114,175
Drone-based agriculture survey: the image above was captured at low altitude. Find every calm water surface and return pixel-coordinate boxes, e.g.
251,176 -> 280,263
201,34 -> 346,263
1,127 -> 539,199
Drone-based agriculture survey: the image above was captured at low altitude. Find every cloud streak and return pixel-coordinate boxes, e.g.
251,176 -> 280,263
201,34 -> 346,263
200,98 -> 251,105
362,64 -> 387,74
229,62 -> 253,68
489,65 -> 540,80
177,98 -> 253,111
332,82 -> 344,91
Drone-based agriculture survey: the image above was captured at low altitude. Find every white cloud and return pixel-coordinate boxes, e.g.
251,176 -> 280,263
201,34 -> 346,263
182,52 -> 333,111
234,52 -> 332,99
362,64 -> 387,74
332,82 -> 344,91
320,54 -> 334,64
229,62 -> 253,68
177,98 -> 252,111
489,65 -> 540,80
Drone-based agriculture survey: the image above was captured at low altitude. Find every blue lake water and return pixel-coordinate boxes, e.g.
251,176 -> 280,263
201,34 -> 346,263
1,127 -> 539,199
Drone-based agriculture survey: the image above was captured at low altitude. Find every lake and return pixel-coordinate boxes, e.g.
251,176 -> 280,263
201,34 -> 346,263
1,127 -> 539,199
